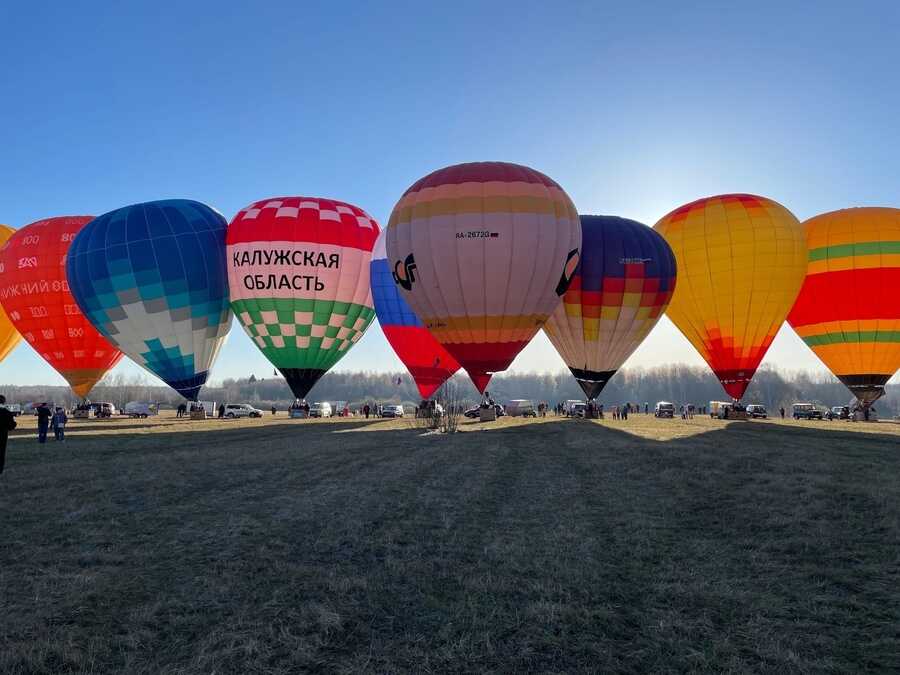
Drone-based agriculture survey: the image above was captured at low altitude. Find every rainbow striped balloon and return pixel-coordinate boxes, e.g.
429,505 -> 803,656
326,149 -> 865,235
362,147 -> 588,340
788,207 -> 900,405
385,162 -> 581,393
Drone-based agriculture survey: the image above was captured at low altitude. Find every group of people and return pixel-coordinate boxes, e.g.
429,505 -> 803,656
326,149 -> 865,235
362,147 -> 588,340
34,402 -> 68,442
289,399 -> 311,415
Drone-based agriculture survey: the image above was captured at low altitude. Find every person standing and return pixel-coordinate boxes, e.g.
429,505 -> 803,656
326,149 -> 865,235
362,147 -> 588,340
218,403 -> 226,419
0,395 -> 17,474
363,403 -> 370,419
52,407 -> 68,441
780,406 -> 785,419
271,405 -> 277,416
36,403 -> 52,443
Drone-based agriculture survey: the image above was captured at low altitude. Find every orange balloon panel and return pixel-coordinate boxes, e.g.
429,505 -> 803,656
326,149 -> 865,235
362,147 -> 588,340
788,207 -> 900,405
654,194 -> 806,400
0,225 -> 23,362
0,217 -> 122,397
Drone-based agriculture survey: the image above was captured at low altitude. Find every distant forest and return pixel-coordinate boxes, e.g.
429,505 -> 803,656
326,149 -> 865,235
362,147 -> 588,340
3,365 -> 898,416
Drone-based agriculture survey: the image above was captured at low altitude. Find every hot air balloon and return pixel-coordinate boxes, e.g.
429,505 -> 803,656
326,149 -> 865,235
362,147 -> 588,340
0,217 -> 123,397
385,161 -> 581,393
370,229 -> 460,399
544,216 -> 677,399
0,225 -> 23,363
788,207 -> 900,408
654,194 -> 806,401
66,200 -> 232,401
226,197 -> 379,400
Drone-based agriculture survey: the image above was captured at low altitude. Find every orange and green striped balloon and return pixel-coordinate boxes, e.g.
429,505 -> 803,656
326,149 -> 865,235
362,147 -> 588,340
788,207 -> 900,405
654,194 -> 807,401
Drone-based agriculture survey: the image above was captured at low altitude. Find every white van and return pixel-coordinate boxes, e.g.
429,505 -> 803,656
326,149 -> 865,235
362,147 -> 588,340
125,401 -> 158,418
309,401 -> 332,418
506,399 -> 537,417
565,400 -> 584,417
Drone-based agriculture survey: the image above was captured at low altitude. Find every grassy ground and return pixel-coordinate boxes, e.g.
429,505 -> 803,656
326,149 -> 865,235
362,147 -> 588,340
1,412 -> 899,673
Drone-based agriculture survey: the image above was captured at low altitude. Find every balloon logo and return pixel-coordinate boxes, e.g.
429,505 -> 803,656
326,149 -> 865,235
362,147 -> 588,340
788,207 -> 900,406
392,254 -> 417,291
0,217 -> 123,397
67,200 -> 232,400
226,197 -> 379,400
545,216 -> 677,399
0,225 -> 23,363
385,161 -> 581,393
654,194 -> 806,400
371,229 -> 460,399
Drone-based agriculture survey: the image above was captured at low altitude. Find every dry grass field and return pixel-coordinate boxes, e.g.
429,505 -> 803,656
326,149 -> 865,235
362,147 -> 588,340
1,411 -> 899,673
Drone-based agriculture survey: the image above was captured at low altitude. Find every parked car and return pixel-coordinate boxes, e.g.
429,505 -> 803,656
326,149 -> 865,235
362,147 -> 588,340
746,404 -> 767,419
564,399 -> 585,417
381,404 -> 405,418
505,399 -> 537,417
223,403 -> 263,418
654,401 -> 675,418
792,403 -> 823,420
124,401 -> 158,418
309,401 -> 332,418
0,403 -> 21,416
827,406 -> 850,420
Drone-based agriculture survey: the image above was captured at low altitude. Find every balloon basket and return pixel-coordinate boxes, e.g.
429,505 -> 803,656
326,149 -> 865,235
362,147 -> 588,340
479,406 -> 497,422
289,409 -> 307,419
189,410 -> 207,420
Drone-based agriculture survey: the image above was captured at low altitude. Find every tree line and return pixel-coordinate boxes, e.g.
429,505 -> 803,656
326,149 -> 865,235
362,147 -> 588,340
1,365 -> 897,416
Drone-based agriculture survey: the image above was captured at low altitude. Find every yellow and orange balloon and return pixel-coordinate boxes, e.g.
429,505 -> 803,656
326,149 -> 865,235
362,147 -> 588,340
788,207 -> 900,406
0,225 -> 22,362
654,194 -> 807,400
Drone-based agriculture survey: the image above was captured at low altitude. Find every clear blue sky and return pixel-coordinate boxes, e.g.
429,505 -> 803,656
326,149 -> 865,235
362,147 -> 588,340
1,2 -> 898,387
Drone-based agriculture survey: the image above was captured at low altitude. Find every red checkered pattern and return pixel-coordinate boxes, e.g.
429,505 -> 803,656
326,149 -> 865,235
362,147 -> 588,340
228,197 -> 378,250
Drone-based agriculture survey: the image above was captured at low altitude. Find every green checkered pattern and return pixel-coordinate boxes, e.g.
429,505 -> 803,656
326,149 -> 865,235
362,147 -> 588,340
231,298 -> 375,370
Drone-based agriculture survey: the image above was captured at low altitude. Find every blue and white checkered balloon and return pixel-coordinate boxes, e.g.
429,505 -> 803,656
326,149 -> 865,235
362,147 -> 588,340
66,199 -> 232,400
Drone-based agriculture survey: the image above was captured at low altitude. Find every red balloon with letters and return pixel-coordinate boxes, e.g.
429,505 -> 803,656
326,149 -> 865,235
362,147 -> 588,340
0,216 -> 123,398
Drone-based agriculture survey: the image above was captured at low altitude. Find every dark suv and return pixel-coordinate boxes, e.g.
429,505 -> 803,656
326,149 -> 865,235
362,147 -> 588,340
792,403 -> 823,420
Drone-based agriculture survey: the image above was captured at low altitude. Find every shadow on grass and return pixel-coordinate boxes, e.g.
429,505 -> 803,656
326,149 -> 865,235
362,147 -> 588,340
1,418 -> 899,672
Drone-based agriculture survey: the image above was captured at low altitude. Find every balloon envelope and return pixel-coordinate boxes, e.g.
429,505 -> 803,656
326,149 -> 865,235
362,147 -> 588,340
385,161 -> 581,393
0,225 -> 23,363
788,207 -> 900,405
654,194 -> 806,400
371,229 -> 459,399
0,217 -> 122,397
544,216 -> 676,399
226,197 -> 379,400
67,200 -> 232,400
